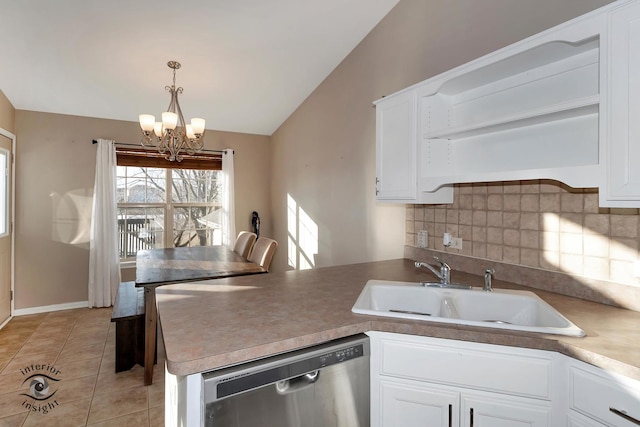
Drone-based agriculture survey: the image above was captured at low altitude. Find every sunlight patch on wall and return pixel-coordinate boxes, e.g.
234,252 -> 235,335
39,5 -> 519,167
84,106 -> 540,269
542,212 -> 640,286
287,194 -> 297,268
50,190 -> 92,246
287,194 -> 318,270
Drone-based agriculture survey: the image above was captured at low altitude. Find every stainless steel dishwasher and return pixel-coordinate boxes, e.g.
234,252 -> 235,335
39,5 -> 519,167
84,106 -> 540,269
202,334 -> 370,427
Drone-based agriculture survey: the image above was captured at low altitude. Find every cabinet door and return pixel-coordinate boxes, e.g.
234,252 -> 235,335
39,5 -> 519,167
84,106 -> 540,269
603,1 -> 640,206
461,394 -> 551,427
380,379 -> 459,427
375,90 -> 417,200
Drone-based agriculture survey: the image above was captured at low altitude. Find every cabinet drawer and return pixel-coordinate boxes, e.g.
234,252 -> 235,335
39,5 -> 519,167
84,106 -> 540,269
570,365 -> 640,426
379,336 -> 553,400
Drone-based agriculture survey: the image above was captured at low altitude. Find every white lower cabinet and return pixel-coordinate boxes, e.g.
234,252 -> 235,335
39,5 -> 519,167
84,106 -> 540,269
369,332 -> 555,427
568,360 -> 640,426
379,377 -> 551,427
369,332 -> 640,427
380,379 -> 458,427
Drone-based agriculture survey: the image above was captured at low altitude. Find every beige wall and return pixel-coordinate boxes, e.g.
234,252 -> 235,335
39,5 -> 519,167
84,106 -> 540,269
270,0 -> 611,272
0,90 -> 15,133
14,111 -> 270,309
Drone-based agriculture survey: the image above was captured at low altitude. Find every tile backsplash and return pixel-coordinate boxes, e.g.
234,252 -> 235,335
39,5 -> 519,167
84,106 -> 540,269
406,180 -> 640,288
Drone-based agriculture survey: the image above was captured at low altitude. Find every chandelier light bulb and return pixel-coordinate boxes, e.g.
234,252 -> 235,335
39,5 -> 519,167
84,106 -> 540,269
153,122 -> 164,137
139,114 -> 155,132
162,112 -> 178,130
186,124 -> 196,140
191,118 -> 206,135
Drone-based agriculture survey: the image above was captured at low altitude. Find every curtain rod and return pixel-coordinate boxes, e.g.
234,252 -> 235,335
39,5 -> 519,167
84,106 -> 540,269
91,139 -> 227,154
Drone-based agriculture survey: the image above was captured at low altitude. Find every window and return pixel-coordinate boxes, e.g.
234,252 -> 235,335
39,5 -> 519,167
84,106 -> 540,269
116,166 -> 222,260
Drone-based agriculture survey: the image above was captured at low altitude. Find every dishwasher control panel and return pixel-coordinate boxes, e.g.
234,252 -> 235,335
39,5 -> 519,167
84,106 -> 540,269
320,344 -> 364,365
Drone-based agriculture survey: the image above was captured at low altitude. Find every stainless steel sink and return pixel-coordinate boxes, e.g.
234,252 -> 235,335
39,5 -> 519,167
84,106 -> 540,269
352,280 -> 585,337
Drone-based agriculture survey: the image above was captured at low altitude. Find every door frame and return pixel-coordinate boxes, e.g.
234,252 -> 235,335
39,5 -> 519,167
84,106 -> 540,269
0,127 -> 15,328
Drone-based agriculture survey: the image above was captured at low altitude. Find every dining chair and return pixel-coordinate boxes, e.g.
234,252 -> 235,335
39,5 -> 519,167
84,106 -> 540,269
233,231 -> 257,259
248,237 -> 278,271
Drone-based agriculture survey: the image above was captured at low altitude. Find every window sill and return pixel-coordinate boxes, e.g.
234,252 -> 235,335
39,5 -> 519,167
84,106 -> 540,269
120,260 -> 137,269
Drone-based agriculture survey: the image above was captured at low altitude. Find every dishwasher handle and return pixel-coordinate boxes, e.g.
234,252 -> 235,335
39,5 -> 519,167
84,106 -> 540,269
275,371 -> 320,395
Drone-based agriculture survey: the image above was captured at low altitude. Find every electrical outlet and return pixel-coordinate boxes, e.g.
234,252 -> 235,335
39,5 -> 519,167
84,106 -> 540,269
417,230 -> 428,248
449,237 -> 463,250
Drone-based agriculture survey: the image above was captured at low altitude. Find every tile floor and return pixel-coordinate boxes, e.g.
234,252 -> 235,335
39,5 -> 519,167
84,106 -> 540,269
0,308 -> 165,426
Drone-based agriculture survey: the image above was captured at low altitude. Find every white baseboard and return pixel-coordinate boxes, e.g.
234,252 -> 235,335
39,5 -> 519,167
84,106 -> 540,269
13,301 -> 90,316
0,316 -> 11,329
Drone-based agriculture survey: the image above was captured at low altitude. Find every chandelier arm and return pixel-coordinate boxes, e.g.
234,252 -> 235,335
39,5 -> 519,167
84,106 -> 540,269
158,131 -> 168,154
166,85 -> 177,114
173,88 -> 191,155
175,87 -> 191,154
163,86 -> 178,161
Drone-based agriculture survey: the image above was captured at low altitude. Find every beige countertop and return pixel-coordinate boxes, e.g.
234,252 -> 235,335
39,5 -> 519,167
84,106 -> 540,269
155,258 -> 640,380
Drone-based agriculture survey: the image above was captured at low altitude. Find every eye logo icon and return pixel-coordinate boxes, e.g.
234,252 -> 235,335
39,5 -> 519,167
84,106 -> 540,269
18,363 -> 62,414
21,374 -> 59,401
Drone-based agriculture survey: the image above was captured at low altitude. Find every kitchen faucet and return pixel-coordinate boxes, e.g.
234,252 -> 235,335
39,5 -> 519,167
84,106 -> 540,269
415,256 -> 451,285
483,268 -> 495,292
415,257 -> 472,290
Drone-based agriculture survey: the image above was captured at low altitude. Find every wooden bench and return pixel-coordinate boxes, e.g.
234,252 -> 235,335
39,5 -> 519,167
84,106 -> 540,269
110,281 -> 146,373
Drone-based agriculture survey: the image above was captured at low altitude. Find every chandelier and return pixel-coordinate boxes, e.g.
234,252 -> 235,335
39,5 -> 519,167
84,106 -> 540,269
138,61 -> 206,162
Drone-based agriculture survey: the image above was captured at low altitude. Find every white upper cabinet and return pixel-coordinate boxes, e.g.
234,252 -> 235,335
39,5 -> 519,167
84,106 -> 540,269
375,90 -> 417,200
375,90 -> 454,203
602,0 -> 640,206
417,33 -> 602,192
375,0 -> 640,207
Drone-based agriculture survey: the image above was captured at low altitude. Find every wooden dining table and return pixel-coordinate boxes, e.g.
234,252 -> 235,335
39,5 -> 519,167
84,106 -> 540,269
135,245 -> 267,385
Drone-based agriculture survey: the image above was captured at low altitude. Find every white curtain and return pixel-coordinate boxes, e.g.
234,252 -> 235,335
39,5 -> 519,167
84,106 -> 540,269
88,139 -> 121,307
221,149 -> 236,248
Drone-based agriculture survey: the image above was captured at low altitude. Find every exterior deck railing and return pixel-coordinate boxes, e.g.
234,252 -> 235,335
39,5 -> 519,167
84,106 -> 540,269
118,218 -> 156,258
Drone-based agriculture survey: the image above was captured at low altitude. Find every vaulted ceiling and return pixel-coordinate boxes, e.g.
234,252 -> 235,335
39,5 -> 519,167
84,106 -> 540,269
0,0 -> 399,135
